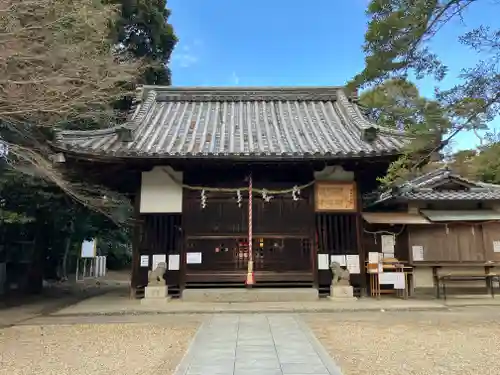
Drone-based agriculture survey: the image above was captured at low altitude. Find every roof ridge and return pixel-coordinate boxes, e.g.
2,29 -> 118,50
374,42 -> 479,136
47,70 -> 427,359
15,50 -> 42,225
335,90 -> 409,138
56,87 -> 157,139
125,89 -> 157,131
141,85 -> 346,92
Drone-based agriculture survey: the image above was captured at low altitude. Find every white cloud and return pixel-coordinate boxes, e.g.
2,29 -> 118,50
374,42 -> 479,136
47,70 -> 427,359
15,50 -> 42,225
172,43 -> 201,68
231,72 -> 240,85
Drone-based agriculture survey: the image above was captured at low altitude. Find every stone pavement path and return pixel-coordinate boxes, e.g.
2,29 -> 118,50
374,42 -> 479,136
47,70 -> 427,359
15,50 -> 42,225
174,314 -> 343,375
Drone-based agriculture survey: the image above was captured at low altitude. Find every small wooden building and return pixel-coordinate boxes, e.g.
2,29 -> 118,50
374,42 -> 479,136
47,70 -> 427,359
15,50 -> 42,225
363,168 -> 500,292
53,86 -> 409,297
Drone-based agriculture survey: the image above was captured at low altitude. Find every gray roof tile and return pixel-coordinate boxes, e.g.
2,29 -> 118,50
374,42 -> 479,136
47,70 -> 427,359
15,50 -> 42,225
55,86 -> 409,159
369,168 -> 500,205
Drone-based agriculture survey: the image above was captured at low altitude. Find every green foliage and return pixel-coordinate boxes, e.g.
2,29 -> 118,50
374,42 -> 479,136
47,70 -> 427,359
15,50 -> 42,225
359,78 -> 450,134
107,0 -> 178,85
0,0 -> 177,282
354,0 -> 500,187
468,132 -> 500,184
0,166 -> 131,278
359,78 -> 448,185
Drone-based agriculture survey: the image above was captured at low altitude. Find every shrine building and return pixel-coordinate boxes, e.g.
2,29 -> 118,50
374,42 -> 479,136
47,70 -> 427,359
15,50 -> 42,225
53,86 -> 410,298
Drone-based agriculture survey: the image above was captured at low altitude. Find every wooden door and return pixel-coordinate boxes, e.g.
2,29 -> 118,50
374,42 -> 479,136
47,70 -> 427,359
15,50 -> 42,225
252,237 -> 312,272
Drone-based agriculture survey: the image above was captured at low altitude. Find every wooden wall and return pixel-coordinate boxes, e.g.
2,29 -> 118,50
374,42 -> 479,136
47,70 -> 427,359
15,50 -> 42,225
361,223 -> 409,262
409,222 -> 500,263
135,213 -> 183,294
316,212 -> 362,291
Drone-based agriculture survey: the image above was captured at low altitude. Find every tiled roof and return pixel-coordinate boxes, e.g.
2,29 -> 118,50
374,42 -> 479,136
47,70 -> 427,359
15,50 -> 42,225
368,168 -> 500,205
403,189 -> 500,200
54,86 -> 409,159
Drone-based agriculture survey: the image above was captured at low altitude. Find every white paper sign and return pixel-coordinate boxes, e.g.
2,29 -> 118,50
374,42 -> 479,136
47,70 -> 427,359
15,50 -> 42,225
318,254 -> 330,270
152,254 -> 166,270
378,273 -> 394,285
378,263 -> 384,273
493,241 -> 500,253
393,272 -> 406,290
412,245 -> 425,261
379,272 -> 406,289
81,239 -> 96,258
168,254 -> 180,270
330,255 -> 346,267
186,252 -> 202,264
368,252 -> 380,264
346,255 -> 360,274
140,255 -> 149,267
381,235 -> 395,253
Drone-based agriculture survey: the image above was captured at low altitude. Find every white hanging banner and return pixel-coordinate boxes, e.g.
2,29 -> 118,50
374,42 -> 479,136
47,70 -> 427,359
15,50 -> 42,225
140,255 -> 149,267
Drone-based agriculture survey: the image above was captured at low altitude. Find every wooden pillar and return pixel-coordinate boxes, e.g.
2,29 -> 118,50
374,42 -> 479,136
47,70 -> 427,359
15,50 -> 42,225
130,190 -> 141,299
355,173 -> 367,296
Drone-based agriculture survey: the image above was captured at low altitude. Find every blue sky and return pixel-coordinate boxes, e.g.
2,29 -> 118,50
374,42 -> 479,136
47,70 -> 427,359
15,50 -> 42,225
168,0 -> 499,151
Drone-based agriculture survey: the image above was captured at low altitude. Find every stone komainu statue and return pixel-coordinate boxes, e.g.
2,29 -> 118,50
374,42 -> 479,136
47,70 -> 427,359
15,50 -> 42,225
148,262 -> 167,286
330,261 -> 350,286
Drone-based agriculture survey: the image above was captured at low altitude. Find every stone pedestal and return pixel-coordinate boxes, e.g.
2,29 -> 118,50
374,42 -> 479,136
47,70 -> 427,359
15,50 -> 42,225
140,285 -> 170,306
328,284 -> 357,301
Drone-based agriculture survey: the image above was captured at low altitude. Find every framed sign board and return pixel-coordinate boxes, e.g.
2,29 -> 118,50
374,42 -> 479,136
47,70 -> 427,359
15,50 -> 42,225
314,181 -> 357,212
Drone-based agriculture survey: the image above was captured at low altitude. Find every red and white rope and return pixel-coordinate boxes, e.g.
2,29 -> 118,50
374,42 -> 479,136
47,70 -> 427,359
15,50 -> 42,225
248,173 -> 253,264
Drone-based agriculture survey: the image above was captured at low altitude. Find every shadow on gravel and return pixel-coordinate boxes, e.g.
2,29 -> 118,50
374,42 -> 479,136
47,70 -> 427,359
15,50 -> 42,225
0,282 -> 125,329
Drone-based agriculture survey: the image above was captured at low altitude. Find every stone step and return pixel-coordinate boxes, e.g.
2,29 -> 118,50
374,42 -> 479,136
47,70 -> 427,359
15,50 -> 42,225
181,288 -> 319,303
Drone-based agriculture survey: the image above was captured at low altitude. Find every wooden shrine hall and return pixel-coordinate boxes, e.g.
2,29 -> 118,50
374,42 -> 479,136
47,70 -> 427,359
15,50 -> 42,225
53,86 -> 411,298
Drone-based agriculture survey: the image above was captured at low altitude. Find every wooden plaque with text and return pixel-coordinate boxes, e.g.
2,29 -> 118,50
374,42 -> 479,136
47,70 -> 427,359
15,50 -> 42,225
314,181 -> 357,212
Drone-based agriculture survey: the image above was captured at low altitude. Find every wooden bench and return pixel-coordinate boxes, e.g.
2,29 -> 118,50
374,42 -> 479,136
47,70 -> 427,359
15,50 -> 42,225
437,273 -> 499,301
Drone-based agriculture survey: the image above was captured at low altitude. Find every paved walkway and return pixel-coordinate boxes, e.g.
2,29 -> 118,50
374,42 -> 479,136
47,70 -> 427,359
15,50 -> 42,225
174,314 -> 343,375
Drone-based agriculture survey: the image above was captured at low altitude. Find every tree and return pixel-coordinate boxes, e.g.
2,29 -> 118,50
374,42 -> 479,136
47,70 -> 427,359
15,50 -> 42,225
351,0 -> 500,186
0,0 -> 177,291
466,132 -> 500,184
108,0 -> 178,85
1,0 -> 139,129
0,168 -> 131,286
0,0 -> 142,217
359,78 -> 451,185
359,78 -> 450,133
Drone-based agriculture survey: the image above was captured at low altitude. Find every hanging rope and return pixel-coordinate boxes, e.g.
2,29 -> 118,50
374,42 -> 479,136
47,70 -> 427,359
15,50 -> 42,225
161,167 -> 315,194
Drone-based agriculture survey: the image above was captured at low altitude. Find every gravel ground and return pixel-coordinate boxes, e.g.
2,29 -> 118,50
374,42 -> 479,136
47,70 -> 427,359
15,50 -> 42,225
0,318 -> 201,375
305,307 -> 500,375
